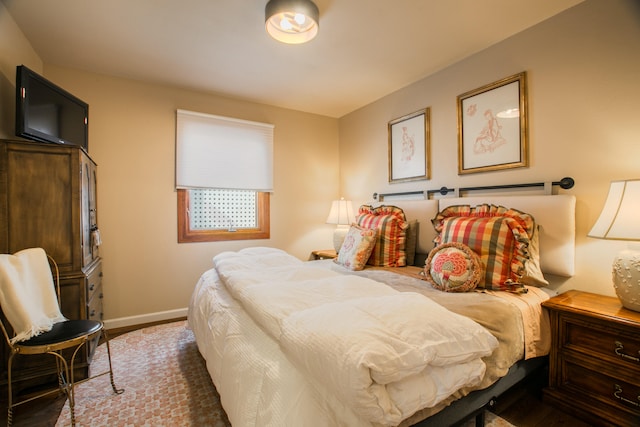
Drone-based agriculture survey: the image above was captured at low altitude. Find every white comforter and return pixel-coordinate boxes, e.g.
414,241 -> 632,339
210,247 -> 498,426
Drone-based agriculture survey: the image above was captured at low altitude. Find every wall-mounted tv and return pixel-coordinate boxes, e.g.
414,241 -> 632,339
15,65 -> 89,151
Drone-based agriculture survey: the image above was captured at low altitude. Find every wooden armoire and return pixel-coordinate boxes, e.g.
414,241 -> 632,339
0,139 -> 103,392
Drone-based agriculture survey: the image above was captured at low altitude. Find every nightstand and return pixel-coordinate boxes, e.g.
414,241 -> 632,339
309,249 -> 337,260
542,290 -> 640,427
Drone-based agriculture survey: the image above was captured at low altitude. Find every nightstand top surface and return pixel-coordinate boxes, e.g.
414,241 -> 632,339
543,289 -> 640,325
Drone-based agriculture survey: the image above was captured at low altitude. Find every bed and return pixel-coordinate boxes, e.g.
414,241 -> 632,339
188,192 -> 576,426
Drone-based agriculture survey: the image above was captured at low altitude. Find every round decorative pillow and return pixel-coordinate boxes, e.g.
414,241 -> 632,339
424,242 -> 483,292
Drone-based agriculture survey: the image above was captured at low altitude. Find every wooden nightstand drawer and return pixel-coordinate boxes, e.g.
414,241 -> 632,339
562,356 -> 640,413
562,315 -> 640,372
543,290 -> 640,426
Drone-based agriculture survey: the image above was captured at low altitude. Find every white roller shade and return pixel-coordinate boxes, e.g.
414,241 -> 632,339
176,109 -> 274,191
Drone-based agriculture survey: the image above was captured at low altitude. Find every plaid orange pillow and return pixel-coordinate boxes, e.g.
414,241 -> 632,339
432,204 -> 541,292
357,205 -> 408,267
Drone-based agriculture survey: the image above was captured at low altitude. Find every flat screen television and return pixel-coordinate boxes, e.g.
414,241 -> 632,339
15,65 -> 89,151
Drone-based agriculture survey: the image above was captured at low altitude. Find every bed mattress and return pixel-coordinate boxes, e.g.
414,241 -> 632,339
188,250 -> 550,426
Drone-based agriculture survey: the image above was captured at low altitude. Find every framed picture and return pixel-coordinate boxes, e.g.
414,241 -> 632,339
457,72 -> 528,174
388,107 -> 430,183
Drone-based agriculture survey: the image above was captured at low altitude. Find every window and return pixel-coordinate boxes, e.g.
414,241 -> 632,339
175,110 -> 273,243
178,189 -> 270,242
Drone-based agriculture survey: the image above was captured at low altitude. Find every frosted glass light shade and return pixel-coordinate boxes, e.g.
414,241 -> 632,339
589,179 -> 640,312
265,0 -> 319,44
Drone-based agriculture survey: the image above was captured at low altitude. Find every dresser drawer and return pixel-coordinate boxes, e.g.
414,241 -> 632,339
87,285 -> 103,321
562,314 -> 640,371
86,261 -> 102,303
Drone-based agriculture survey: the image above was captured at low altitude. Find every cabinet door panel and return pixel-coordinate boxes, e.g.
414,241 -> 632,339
6,149 -> 76,270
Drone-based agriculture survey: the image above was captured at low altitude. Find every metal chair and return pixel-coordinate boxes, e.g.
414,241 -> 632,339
0,249 -> 123,426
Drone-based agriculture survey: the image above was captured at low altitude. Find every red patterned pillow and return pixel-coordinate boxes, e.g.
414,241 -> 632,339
357,205 -> 408,267
432,204 -> 537,292
425,242 -> 483,292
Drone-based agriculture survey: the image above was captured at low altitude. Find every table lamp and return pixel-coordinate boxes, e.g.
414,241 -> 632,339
326,198 -> 355,253
588,179 -> 640,312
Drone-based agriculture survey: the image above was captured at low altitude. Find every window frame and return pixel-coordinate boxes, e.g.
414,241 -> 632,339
177,189 -> 270,243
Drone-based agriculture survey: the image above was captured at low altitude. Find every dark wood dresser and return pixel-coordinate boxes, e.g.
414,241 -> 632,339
0,139 -> 103,394
543,290 -> 640,427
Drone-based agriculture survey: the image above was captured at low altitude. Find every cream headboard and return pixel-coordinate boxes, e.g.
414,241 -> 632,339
372,199 -> 439,255
374,194 -> 576,277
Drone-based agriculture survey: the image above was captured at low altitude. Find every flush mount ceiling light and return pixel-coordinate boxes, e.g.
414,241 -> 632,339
265,0 -> 319,44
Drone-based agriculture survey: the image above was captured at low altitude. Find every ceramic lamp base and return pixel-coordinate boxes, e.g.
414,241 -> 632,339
333,225 -> 349,253
612,249 -> 640,312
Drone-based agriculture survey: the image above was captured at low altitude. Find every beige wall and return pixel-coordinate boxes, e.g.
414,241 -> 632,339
2,0 -> 639,323
41,67 -> 339,323
0,3 -> 42,139
339,0 -> 640,297
1,1 -> 340,323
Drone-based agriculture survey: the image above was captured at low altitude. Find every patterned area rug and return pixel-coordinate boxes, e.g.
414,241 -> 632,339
55,321 -> 229,427
472,412 -> 515,427
56,320 -> 514,427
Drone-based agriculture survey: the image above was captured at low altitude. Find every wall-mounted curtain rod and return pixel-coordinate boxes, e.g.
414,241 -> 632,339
373,177 -> 574,201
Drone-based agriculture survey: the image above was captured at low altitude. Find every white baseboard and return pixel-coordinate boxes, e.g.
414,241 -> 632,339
103,308 -> 188,330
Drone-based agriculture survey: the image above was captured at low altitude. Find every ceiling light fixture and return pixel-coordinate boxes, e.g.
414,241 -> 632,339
265,0 -> 319,44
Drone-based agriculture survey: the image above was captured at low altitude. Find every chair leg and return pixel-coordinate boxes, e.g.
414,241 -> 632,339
63,331 -> 124,426
52,350 -> 75,427
7,352 -> 15,427
4,330 -> 124,427
102,330 -> 124,395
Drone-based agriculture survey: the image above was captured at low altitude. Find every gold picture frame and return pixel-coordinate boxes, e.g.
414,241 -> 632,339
457,72 -> 528,174
388,107 -> 431,183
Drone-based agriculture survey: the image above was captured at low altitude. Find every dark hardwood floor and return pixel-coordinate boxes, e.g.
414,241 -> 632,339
491,372 -> 592,427
0,392 -> 65,427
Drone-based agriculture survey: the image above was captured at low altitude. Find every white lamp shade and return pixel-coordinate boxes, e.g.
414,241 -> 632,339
588,179 -> 640,240
326,199 -> 355,225
589,179 -> 640,312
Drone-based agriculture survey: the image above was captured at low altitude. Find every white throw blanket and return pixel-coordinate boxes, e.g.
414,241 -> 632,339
213,247 -> 499,426
0,248 -> 66,344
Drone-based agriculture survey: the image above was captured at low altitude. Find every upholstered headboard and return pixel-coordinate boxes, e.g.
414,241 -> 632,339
376,194 -> 576,277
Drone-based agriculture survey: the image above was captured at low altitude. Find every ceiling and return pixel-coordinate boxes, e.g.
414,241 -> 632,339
2,0 -> 583,118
